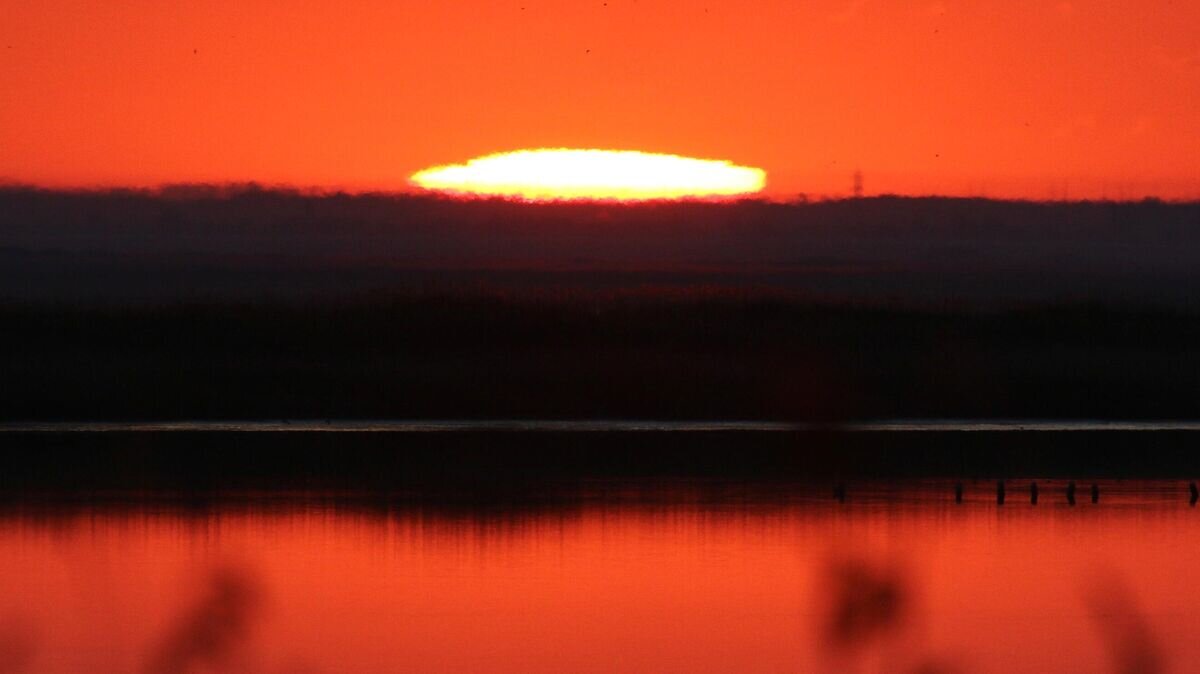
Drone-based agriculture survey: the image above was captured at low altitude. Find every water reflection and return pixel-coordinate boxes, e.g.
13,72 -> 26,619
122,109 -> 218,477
0,481 -> 1196,673
0,612 -> 36,674
144,566 -> 262,674
1085,573 -> 1164,674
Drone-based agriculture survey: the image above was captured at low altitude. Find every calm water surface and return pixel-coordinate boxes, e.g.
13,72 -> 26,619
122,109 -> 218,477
0,480 -> 1196,673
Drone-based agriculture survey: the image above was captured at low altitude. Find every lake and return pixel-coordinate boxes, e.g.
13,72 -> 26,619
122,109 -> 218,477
0,478 -> 1196,673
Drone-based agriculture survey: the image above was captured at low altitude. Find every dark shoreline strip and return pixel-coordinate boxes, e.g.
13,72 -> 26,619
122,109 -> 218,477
1,430 -> 1199,492
2,420 -> 1200,433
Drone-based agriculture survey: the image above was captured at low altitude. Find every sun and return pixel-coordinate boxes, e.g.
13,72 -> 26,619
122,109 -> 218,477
411,149 -> 766,201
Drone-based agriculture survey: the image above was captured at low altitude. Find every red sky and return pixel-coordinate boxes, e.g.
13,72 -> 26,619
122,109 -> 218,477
1,0 -> 1197,199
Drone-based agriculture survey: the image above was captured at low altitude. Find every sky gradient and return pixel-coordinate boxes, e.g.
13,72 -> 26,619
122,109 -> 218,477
2,0 -> 1197,199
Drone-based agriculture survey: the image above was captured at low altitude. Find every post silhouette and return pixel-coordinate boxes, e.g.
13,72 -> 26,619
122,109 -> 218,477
1092,483 -> 1100,504
1030,481 -> 1038,505
954,482 -> 963,504
1066,481 -> 1076,506
997,480 -> 1005,505
1190,482 -> 1198,506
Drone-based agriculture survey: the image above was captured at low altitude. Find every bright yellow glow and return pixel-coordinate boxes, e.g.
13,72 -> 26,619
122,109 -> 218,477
411,149 -> 766,201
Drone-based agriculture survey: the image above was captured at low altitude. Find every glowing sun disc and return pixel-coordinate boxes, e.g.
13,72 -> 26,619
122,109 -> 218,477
411,149 -> 766,201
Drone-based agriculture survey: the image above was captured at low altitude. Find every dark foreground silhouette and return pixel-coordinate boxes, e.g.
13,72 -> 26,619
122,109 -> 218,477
2,429 -> 1200,495
2,295 -> 1198,421
3,187 -> 1198,422
2,187 -> 1199,305
2,188 -> 1199,487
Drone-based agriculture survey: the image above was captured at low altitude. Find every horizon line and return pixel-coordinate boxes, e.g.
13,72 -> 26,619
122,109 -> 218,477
1,182 -> 1197,206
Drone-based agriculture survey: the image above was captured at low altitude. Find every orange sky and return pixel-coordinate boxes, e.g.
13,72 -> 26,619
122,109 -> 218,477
1,0 -> 1197,199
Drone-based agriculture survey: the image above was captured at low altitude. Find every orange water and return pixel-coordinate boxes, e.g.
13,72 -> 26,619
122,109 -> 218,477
0,482 -> 1196,674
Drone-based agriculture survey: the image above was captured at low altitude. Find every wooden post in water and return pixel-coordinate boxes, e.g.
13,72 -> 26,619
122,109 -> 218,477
1190,482 -> 1198,507
1030,481 -> 1038,505
954,482 -> 964,504
1066,481 -> 1076,506
997,480 -> 1005,505
1092,483 -> 1100,504
834,483 -> 846,503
